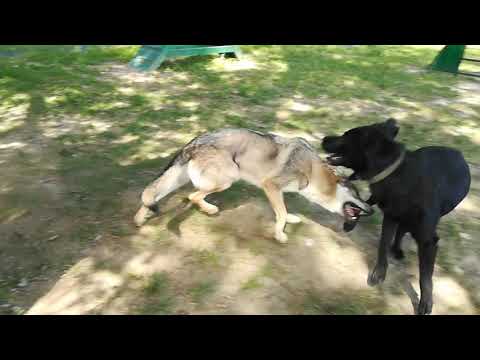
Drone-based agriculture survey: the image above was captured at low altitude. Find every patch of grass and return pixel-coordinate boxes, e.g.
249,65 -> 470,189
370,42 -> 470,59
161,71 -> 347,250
245,244 -> 263,257
0,286 -> 10,303
241,263 -> 277,291
92,258 -> 111,271
261,263 -> 276,278
436,218 -> 480,275
99,131 -> 117,140
302,291 -> 385,315
241,277 -> 263,291
143,272 -> 169,296
190,249 -> 221,268
138,272 -> 174,314
138,296 -> 174,315
110,225 -> 132,238
188,280 -> 217,304
0,207 -> 31,224
71,225 -> 98,245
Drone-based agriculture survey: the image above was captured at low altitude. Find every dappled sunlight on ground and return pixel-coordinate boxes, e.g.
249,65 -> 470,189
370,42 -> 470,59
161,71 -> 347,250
27,258 -> 124,315
0,103 -> 29,134
41,115 -> 115,139
456,195 -> 480,215
24,190 -> 479,315
97,63 -> 164,84
208,56 -> 259,72
122,249 -> 183,278
442,124 -> 480,145
309,229 -> 371,292
216,249 -> 267,296
432,275 -> 476,314
0,141 -> 27,150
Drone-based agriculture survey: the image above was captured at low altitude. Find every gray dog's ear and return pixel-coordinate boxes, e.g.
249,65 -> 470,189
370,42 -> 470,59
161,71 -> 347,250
382,118 -> 399,140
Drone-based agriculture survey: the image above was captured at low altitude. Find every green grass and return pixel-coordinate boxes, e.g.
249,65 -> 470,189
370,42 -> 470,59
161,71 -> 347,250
143,272 -> 169,296
302,291 -> 386,315
241,277 -> 263,291
2,45 -> 478,161
241,263 -> 277,291
138,297 -> 174,315
189,249 -> 221,268
0,286 -> 9,303
138,272 -> 174,315
188,280 -> 217,304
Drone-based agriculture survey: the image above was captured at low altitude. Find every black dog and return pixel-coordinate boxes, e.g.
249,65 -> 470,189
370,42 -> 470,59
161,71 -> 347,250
322,119 -> 471,315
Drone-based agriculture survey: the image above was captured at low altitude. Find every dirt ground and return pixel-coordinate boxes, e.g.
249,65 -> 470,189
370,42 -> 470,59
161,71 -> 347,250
1,46 -> 480,315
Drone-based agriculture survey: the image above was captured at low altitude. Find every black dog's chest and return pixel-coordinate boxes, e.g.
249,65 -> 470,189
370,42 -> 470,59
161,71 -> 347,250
375,185 -> 432,230
378,200 -> 409,219
374,186 -> 418,221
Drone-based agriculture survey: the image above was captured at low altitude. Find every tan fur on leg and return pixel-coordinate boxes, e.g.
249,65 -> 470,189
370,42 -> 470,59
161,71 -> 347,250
134,205 -> 157,227
262,179 -> 289,243
188,184 -> 231,215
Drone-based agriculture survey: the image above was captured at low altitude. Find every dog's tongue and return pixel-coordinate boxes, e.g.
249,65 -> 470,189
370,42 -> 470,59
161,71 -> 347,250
345,204 -> 361,218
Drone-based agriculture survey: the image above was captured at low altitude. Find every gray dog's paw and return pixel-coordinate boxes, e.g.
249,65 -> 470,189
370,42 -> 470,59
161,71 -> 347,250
134,205 -> 158,227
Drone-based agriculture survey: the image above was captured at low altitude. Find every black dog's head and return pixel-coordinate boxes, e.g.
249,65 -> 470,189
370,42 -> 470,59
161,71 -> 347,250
322,118 -> 400,176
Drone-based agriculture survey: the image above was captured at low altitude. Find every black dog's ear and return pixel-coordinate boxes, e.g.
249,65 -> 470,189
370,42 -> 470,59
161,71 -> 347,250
381,118 -> 399,140
364,132 -> 390,160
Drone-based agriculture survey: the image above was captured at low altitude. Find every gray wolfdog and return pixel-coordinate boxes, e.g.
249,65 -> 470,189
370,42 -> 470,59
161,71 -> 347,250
134,128 -> 372,242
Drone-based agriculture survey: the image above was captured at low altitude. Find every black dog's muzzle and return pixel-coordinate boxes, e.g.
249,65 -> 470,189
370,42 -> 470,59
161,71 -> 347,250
322,136 -> 347,166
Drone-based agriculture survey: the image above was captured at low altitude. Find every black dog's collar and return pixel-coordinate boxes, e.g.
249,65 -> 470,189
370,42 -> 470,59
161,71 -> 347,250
367,150 -> 406,185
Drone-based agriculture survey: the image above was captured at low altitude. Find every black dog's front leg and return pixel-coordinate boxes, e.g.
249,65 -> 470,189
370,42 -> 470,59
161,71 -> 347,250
368,216 -> 398,286
416,230 -> 439,315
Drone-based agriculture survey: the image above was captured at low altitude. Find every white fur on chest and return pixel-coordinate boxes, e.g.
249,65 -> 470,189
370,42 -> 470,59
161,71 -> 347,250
299,183 -> 343,214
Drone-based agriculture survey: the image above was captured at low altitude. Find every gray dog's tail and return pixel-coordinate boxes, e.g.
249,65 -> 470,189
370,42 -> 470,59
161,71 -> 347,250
140,136 -> 201,209
140,156 -> 189,209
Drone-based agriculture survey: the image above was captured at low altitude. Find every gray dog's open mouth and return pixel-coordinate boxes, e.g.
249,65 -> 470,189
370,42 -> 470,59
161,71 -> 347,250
343,202 -> 363,221
342,202 -> 374,232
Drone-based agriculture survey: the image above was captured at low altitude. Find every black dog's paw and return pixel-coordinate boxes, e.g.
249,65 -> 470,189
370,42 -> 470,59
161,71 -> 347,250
367,265 -> 387,287
416,297 -> 433,315
391,247 -> 405,260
